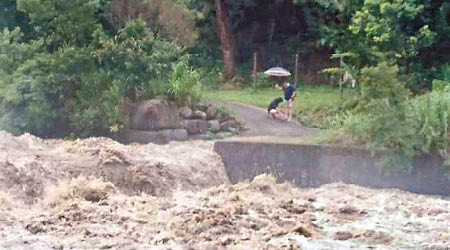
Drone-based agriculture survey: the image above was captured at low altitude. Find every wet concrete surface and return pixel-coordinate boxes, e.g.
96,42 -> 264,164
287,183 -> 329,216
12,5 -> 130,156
226,102 -> 319,138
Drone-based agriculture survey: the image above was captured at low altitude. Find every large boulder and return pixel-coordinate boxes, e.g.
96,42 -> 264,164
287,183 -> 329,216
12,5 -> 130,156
130,99 -> 181,130
195,101 -> 210,112
208,120 -> 220,132
191,110 -> 207,120
206,106 -> 218,120
179,106 -> 192,119
183,120 -> 210,135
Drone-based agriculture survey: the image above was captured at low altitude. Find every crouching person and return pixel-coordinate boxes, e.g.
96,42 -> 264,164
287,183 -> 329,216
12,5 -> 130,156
267,97 -> 287,120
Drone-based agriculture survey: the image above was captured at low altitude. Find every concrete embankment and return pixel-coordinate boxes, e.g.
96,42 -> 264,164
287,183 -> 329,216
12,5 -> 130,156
214,138 -> 450,196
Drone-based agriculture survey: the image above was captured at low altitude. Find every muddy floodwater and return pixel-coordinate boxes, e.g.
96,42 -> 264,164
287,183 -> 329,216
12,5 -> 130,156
0,131 -> 449,249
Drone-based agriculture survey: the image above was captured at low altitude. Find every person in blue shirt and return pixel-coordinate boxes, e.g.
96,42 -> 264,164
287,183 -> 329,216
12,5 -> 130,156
275,81 -> 296,121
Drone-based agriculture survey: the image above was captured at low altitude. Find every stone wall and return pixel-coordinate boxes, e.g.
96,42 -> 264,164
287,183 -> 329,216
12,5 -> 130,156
214,140 -> 450,196
115,99 -> 242,144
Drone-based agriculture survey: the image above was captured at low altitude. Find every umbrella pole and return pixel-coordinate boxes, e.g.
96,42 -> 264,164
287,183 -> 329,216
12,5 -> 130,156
340,57 -> 344,98
294,54 -> 299,86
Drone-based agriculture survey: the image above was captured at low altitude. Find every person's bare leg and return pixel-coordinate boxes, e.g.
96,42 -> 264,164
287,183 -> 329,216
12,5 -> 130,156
287,101 -> 292,121
274,109 -> 284,120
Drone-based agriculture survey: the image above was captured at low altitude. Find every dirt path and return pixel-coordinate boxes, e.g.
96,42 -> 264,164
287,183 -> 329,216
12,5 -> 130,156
226,102 -> 319,139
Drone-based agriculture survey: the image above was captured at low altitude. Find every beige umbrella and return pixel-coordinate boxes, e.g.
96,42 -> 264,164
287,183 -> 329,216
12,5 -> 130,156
264,67 -> 291,77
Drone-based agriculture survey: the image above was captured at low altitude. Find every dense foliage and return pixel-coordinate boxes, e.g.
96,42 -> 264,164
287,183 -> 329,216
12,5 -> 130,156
326,63 -> 449,170
0,1 -> 186,136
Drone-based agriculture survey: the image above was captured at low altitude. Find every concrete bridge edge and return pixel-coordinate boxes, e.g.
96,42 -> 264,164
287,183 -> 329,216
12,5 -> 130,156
214,140 -> 450,196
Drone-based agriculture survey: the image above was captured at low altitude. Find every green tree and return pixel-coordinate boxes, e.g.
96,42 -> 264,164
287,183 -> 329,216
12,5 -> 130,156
105,0 -> 198,47
348,0 -> 435,67
17,0 -> 102,47
0,27 -> 80,135
0,18 -> 183,136
0,0 -> 31,34
359,62 -> 409,105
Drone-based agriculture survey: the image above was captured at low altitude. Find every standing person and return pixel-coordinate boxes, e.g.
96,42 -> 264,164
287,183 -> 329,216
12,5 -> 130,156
275,81 -> 296,121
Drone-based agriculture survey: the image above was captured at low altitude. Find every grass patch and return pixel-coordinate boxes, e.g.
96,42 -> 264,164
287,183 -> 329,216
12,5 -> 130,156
205,85 -> 356,128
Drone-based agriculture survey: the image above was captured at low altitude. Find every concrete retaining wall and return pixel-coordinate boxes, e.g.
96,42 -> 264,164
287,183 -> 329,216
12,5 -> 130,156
214,141 -> 450,196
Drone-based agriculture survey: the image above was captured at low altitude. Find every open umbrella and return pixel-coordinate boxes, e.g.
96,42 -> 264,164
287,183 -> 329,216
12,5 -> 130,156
264,67 -> 291,77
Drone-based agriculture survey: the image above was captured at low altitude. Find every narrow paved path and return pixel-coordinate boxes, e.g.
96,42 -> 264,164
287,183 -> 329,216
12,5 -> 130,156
225,102 -> 319,140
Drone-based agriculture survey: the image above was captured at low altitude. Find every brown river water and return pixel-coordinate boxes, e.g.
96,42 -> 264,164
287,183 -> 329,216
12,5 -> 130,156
0,131 -> 449,249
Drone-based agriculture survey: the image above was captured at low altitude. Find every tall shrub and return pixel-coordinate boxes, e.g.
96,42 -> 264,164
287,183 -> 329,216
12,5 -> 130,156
328,63 -> 450,170
412,88 -> 450,164
167,61 -> 202,108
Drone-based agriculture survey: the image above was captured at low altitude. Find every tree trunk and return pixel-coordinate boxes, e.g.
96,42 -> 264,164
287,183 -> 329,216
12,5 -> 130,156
215,0 -> 236,81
